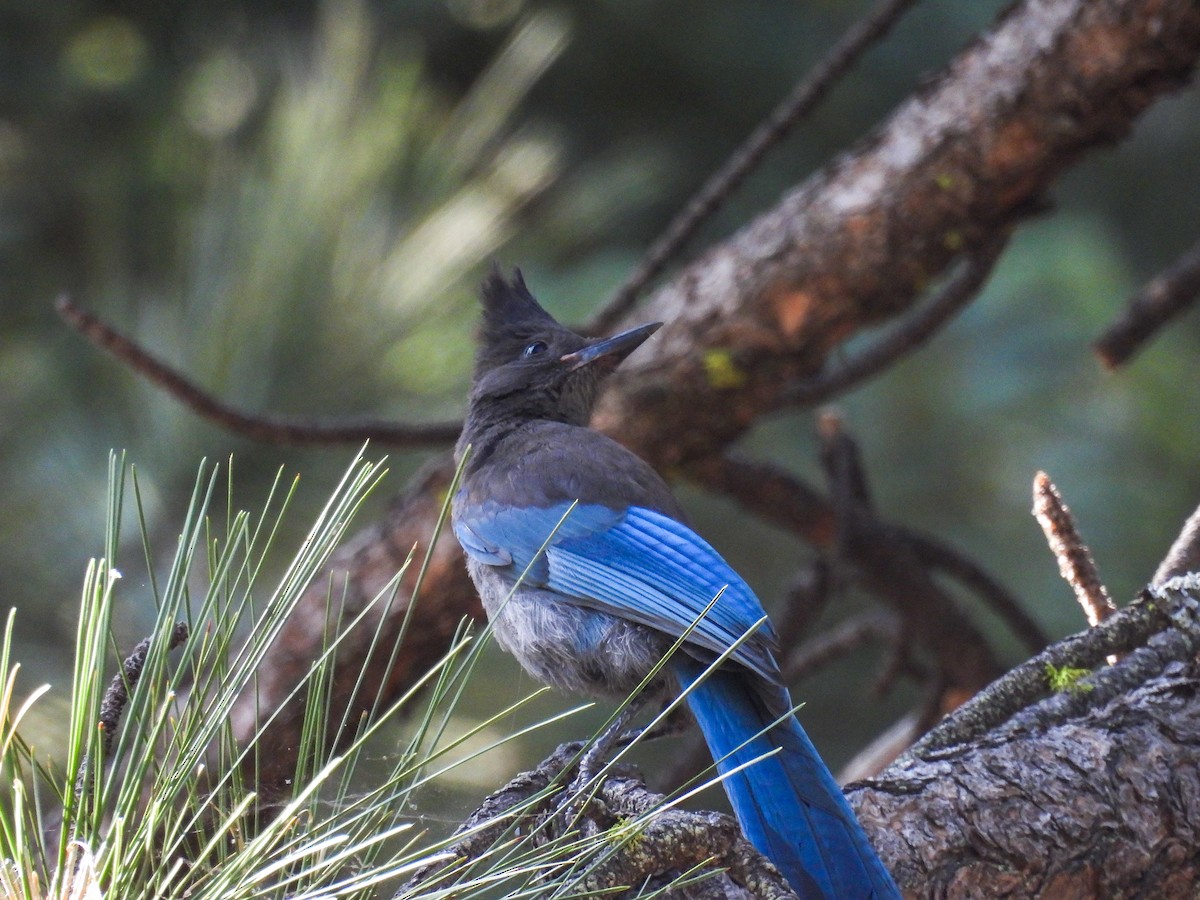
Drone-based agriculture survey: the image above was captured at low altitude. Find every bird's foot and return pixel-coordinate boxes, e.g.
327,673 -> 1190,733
622,702 -> 689,745
549,697 -> 654,835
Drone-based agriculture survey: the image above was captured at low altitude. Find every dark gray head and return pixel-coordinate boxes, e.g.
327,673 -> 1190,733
465,266 -> 660,430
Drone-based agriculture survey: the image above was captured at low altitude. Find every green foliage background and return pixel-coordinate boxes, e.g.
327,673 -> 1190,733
1,0 -> 1199,796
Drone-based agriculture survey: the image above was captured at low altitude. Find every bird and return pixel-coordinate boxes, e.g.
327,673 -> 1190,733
451,267 -> 900,899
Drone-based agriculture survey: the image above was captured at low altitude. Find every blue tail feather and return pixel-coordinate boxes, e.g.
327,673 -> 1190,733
675,660 -> 900,899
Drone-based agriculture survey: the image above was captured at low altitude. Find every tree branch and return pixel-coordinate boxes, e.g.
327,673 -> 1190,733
858,654 -> 1200,895
783,233 -> 1009,406
1094,235 -> 1200,368
403,743 -> 796,900
591,0 -> 924,335
817,412 -> 1002,696
904,581 -> 1189,760
597,0 -> 1200,468
55,296 -> 461,448
1152,501 -> 1200,587
1033,471 -> 1118,627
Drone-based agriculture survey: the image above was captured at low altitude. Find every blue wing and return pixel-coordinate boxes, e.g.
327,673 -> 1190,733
454,500 -> 781,683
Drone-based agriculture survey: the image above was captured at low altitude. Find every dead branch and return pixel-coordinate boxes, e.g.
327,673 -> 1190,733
784,233 -> 1009,406
1033,471 -> 1118,627
592,0 -> 924,334
1094,235 -> 1200,368
818,411 -> 1002,697
55,296 -> 461,448
597,0 -> 1200,469
1153,501 -> 1200,587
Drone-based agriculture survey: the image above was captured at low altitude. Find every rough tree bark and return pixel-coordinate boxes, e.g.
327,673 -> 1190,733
859,661 -> 1200,896
226,0 -> 1200,893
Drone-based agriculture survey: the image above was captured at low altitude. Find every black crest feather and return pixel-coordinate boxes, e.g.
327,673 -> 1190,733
480,265 -> 557,333
475,265 -> 572,375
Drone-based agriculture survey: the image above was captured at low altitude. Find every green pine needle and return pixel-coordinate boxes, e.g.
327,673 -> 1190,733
0,449 -> 719,899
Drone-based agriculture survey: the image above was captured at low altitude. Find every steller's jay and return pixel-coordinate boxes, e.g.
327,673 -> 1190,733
452,268 -> 900,899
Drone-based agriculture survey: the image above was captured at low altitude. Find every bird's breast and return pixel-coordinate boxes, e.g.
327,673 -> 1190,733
466,557 -> 669,698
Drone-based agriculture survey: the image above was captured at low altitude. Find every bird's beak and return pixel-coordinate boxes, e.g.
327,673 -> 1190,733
560,322 -> 662,372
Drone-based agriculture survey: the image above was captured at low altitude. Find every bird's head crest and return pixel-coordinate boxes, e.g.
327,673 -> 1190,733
480,265 -> 558,333
462,265 -> 659,436
474,265 -> 572,374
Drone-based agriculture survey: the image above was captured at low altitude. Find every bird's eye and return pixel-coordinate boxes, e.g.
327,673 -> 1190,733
522,341 -> 548,359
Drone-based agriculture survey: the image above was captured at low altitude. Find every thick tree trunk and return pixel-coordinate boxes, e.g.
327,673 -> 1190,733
857,660 -> 1200,897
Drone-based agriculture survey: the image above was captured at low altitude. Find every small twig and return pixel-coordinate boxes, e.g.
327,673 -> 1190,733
1033,472 -> 1117,627
1152,501 -> 1200,588
784,235 -> 1009,406
774,559 -> 834,651
589,0 -> 924,334
690,452 -> 1045,654
872,621 -> 926,698
685,453 -> 835,546
1094,236 -> 1200,368
903,528 -> 1050,653
817,411 -> 1002,694
782,611 -> 898,683
839,708 -> 925,783
818,409 -> 874,518
56,296 -> 462,447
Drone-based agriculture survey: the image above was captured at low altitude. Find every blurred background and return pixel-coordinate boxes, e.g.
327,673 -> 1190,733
2,0 -> 1199,817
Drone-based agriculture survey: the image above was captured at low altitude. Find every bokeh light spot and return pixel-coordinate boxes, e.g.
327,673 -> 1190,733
183,52 -> 260,138
63,17 -> 147,90
446,0 -> 525,30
